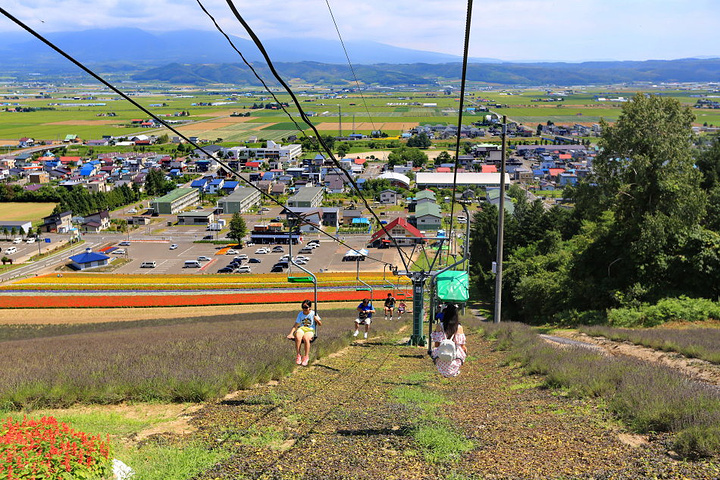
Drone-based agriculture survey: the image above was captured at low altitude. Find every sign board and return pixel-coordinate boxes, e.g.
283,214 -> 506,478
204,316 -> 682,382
45,238 -> 51,243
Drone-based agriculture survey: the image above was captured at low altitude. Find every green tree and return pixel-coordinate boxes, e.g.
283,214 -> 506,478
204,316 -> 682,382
228,212 -> 247,246
387,146 -> 428,168
435,151 -> 452,164
337,142 -> 351,158
406,132 -> 431,149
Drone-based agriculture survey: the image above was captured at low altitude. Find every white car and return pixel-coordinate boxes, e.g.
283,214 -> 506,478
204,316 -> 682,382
226,249 -> 239,255
12,238 -> 22,244
25,238 -> 36,244
295,259 -> 308,265
296,255 -> 310,262
140,261 -> 156,268
234,254 -> 249,261
127,208 -> 137,214
255,248 -> 269,254
169,244 -> 178,250
5,247 -> 17,254
236,265 -> 251,273
197,256 -> 212,262
113,249 -> 126,255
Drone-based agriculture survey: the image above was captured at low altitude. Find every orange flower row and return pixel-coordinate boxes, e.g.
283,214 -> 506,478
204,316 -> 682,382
0,290 -> 396,308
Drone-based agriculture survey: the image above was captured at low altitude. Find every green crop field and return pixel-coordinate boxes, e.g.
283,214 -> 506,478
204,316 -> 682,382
0,203 -> 57,223
2,85 -> 718,143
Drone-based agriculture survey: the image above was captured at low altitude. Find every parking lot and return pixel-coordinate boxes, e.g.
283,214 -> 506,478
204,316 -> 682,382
105,231 -> 402,275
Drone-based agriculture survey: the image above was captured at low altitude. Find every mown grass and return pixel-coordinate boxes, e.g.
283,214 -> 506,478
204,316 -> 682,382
0,308 -> 401,411
479,322 -> 720,458
579,324 -> 720,364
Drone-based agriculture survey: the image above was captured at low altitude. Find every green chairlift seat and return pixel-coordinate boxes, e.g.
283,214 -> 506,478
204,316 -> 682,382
288,276 -> 315,283
436,270 -> 469,303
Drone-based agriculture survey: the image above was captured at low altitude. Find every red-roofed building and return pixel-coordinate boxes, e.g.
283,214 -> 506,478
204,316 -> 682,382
436,167 -> 451,173
353,158 -> 366,165
368,217 -> 425,248
548,168 -> 566,178
481,165 -> 497,173
60,156 -> 81,164
558,154 -> 572,161
245,161 -> 261,170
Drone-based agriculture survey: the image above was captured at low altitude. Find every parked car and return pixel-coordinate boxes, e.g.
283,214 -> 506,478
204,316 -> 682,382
270,266 -> 284,272
272,246 -> 285,253
197,256 -> 212,262
236,265 -> 251,273
112,249 -> 126,255
249,258 -> 261,263
140,261 -> 156,268
127,208 -> 137,214
5,247 -> 17,254
299,247 -> 313,254
169,244 -> 178,250
26,238 -> 36,244
234,254 -> 249,261
203,235 -> 214,240
255,248 -> 269,254
12,238 -> 22,244
184,260 -> 201,268
295,255 -> 310,262
217,266 -> 234,273
295,259 -> 308,265
279,255 -> 290,262
246,241 -> 255,246
226,249 -> 239,255
119,241 -> 131,246
273,261 -> 289,269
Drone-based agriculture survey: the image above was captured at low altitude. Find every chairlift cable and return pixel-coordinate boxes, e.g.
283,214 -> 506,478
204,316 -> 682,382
324,0 -> 378,132
222,0 -> 415,273
0,6 -> 393,267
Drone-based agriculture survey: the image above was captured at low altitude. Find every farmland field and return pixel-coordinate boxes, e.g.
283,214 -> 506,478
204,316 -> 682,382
0,202 -> 56,222
3,84 -> 719,143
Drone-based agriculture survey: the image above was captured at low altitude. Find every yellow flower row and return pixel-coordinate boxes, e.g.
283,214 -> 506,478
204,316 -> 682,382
9,272 -> 411,288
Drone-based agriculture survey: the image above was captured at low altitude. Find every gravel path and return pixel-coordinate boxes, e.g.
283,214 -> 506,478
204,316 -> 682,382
183,325 -> 720,479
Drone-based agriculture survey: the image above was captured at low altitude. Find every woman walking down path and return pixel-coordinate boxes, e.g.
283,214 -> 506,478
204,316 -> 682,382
287,299 -> 321,366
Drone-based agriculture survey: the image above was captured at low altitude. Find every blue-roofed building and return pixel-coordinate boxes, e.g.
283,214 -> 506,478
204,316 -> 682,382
221,180 -> 239,194
69,248 -> 110,270
169,168 -> 182,177
207,178 -> 225,194
79,164 -> 96,177
191,178 -> 209,192
262,171 -> 276,181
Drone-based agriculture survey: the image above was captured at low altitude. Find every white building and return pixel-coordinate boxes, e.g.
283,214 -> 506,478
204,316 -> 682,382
227,141 -> 302,164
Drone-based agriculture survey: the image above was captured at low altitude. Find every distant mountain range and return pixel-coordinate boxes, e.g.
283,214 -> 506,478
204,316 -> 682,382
132,58 -> 720,87
2,28 -> 720,86
0,27 -> 498,69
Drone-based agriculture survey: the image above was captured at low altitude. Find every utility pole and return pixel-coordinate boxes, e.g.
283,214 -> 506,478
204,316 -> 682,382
338,105 -> 342,138
494,115 -> 508,323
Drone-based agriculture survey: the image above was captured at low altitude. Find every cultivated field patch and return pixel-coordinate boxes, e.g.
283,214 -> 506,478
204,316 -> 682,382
0,202 -> 56,222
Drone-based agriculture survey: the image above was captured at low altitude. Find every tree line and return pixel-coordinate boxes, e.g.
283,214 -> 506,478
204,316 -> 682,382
470,94 -> 720,323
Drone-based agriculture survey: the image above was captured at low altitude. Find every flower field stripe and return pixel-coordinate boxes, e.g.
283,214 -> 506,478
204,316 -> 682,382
0,290 -> 395,308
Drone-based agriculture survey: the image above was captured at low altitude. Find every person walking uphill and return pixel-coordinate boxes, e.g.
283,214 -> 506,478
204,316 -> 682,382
353,298 -> 375,339
430,303 -> 467,377
287,299 -> 322,366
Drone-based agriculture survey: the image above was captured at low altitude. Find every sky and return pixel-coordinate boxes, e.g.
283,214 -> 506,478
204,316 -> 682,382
1,0 -> 719,62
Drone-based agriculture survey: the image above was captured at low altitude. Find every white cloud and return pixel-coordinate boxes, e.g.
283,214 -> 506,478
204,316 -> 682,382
1,0 -> 718,61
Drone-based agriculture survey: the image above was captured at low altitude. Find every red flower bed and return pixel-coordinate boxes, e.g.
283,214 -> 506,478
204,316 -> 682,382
0,416 -> 111,479
0,290 -> 394,308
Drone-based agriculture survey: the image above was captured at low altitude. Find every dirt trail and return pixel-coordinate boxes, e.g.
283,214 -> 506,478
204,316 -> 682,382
182,327 -> 718,479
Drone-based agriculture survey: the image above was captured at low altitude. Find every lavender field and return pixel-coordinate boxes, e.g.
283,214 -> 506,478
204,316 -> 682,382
0,308 -> 401,411
580,325 -> 720,364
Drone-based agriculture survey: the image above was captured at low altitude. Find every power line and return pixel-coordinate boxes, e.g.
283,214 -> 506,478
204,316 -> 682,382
324,0 -> 377,133
0,6 -> 394,267
447,0 -> 474,260
220,0 -> 415,273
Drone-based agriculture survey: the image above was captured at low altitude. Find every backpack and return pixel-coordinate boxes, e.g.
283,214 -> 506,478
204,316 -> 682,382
436,333 -> 457,363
